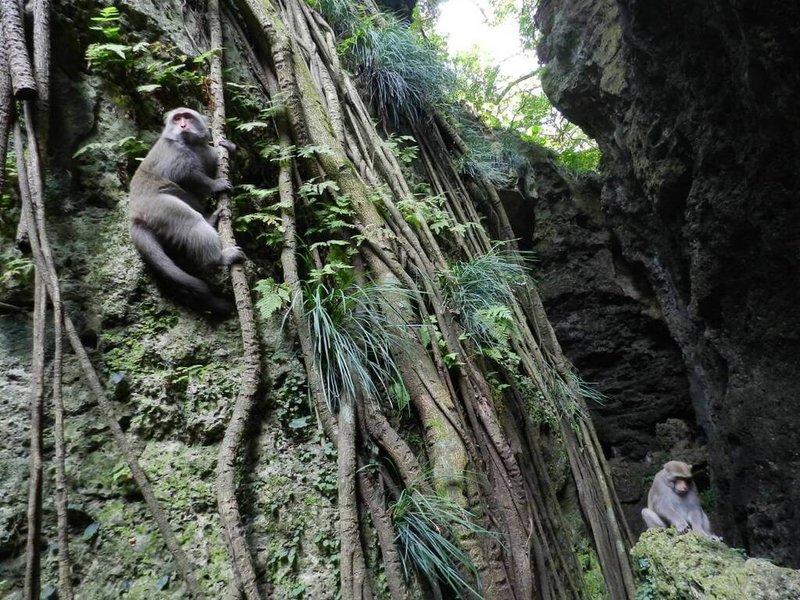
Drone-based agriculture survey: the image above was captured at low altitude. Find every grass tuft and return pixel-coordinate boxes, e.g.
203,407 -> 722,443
392,487 -> 489,599
344,15 -> 452,124
305,283 -> 410,408
442,249 -> 530,348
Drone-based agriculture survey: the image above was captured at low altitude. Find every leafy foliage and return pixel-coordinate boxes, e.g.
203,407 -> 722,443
72,135 -> 149,164
273,370 -> 313,438
254,278 -> 293,320
384,133 -> 419,165
397,189 -> 479,239
391,487 -> 488,599
346,16 -> 452,124
451,50 -> 599,172
0,253 -> 33,299
235,184 -> 283,249
305,283 -> 409,409
0,151 -> 18,238
312,2 -> 452,124
441,249 -> 529,349
308,0 -> 359,33
85,6 -> 209,105
452,115 -> 527,186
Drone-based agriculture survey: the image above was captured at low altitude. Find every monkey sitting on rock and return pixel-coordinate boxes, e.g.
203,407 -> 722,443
128,107 -> 244,315
642,460 -> 721,540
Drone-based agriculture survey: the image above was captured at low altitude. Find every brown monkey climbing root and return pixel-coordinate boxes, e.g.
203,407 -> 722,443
206,1 -> 264,598
4,0 -> 207,593
13,102 -> 208,600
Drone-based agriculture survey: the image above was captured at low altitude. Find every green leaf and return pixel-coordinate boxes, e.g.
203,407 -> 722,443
288,417 -> 310,429
254,279 -> 292,320
236,121 -> 271,132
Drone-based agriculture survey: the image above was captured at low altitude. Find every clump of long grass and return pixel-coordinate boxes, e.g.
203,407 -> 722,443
547,369 -> 604,421
454,116 -> 527,187
313,0 -> 451,123
344,16 -> 453,125
312,0 -> 360,34
456,137 -> 524,187
305,283 -> 409,408
392,487 -> 488,599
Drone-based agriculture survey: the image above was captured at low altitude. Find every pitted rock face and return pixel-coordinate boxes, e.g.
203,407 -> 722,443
536,0 -> 800,567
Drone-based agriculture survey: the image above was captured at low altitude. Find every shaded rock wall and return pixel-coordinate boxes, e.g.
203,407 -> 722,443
503,146 -> 706,538
535,0 -> 800,566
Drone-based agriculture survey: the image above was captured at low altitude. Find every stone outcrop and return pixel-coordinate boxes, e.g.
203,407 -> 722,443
535,0 -> 800,566
503,145 -> 706,537
633,529 -> 800,600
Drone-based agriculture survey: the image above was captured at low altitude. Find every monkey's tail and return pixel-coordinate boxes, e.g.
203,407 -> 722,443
131,225 -> 233,315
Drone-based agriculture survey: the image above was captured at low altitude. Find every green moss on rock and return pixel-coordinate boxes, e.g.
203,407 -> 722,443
633,529 -> 800,600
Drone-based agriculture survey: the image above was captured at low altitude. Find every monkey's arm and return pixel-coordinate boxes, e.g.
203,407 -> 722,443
688,508 -> 720,539
181,168 -> 232,196
651,490 -> 691,532
659,509 -> 690,533
158,181 -> 206,214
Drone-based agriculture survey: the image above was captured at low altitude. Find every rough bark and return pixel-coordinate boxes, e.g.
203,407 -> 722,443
0,0 -> 37,98
23,268 -> 45,600
0,43 -> 12,199
208,1 -> 263,597
337,394 -> 372,600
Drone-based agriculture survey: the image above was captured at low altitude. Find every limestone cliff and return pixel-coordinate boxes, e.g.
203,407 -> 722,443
535,0 -> 800,566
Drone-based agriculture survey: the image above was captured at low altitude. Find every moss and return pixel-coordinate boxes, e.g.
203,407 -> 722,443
253,449 -> 338,599
578,543 -> 609,600
597,21 -> 626,96
633,529 -> 800,600
72,498 -> 194,599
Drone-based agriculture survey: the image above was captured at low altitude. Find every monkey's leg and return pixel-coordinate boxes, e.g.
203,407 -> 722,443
184,219 -> 246,267
641,508 -> 668,529
131,224 -> 216,297
147,193 -> 223,263
204,211 -> 246,265
130,224 -> 232,314
147,192 -> 244,269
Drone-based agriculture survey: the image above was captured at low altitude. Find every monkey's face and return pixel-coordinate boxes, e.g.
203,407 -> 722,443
670,477 -> 690,495
163,108 -> 208,144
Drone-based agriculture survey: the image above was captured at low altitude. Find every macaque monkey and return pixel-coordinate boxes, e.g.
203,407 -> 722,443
128,107 -> 244,314
642,460 -> 720,540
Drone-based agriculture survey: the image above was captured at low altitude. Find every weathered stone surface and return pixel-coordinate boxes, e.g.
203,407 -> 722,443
633,529 -> 800,600
503,145 -> 704,535
536,0 -> 800,566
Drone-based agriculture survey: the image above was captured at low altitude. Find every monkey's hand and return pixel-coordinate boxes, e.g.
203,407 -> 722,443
218,139 -> 237,152
675,522 -> 691,535
212,178 -> 234,194
221,246 -> 246,266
